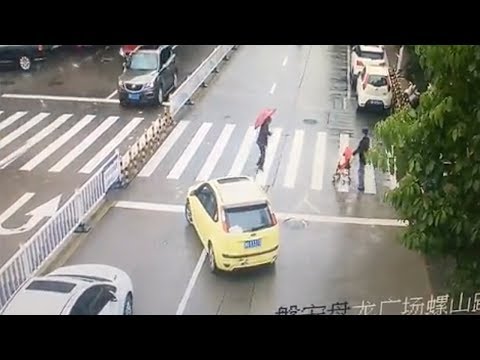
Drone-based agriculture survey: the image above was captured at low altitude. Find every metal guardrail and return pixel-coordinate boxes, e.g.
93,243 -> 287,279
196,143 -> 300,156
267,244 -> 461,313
0,151 -> 121,311
165,45 -> 236,118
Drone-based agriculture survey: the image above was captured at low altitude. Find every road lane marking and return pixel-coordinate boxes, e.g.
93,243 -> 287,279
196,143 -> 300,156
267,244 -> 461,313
106,90 -> 118,99
255,128 -> 282,186
139,121 -> 190,177
166,122 -> 212,180
176,249 -> 207,315
311,132 -> 327,191
113,200 -> 407,227
1,93 -> 120,104
282,56 -> 288,67
283,129 -> 304,188
196,124 -> 236,181
269,82 -> 277,94
0,111 -> 28,133
228,126 -> 255,177
79,117 -> 143,174
0,112 -> 50,150
49,115 -> 116,173
0,114 -> 72,169
21,114 -> 96,172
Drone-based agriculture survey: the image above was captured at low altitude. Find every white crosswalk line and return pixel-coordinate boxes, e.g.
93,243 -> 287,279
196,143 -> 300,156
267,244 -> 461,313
167,123 -> 212,180
49,115 -> 116,173
364,164 -> 377,194
79,117 -> 143,174
311,131 -> 327,191
0,111 -> 27,133
283,129 -> 304,188
0,112 -> 50,151
337,133 -> 351,193
256,128 -> 282,186
22,114 -> 97,172
196,124 -> 236,181
228,126 -> 255,177
0,114 -> 72,169
138,121 -> 190,177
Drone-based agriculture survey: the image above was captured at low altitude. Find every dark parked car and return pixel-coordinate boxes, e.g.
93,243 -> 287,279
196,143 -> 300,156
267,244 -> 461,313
118,45 -> 178,106
0,45 -> 59,71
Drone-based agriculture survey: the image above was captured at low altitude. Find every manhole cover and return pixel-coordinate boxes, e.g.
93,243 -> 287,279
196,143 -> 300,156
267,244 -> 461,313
283,217 -> 308,230
303,119 -> 318,125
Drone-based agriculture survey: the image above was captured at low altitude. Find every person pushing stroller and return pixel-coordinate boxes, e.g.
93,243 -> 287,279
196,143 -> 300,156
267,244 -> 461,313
332,145 -> 353,184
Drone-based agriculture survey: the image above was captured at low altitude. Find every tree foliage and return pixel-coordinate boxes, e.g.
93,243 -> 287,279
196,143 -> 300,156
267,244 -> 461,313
371,46 -> 480,294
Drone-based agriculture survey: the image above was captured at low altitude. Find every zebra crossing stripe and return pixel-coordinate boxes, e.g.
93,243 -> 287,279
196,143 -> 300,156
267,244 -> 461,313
79,117 -> 143,174
0,114 -> 73,169
283,129 -> 304,188
167,123 -> 212,180
311,132 -> 327,191
0,111 -> 27,133
22,114 -> 97,172
139,121 -> 190,178
0,112 -> 50,150
228,126 -> 255,177
49,115 -> 117,173
196,124 -> 236,182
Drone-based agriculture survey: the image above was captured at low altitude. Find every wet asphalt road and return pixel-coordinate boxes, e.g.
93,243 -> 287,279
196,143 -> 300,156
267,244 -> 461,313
0,45 -> 216,267
63,45 -> 432,315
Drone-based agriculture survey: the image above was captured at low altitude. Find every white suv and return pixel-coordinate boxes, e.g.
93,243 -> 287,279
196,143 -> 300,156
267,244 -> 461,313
356,64 -> 392,112
350,45 -> 388,88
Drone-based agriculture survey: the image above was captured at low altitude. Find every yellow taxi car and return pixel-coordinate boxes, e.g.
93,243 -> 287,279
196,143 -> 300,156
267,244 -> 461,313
184,176 -> 280,272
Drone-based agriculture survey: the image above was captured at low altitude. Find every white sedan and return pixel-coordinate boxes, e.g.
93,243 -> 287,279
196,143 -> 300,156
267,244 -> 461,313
0,264 -> 133,315
350,45 -> 388,88
356,64 -> 392,112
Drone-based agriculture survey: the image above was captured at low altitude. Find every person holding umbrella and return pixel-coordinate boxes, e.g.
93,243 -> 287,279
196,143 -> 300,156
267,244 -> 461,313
255,108 -> 276,171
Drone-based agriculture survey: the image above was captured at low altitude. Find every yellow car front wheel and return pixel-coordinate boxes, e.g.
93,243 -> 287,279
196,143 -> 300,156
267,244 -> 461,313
208,243 -> 218,273
185,201 -> 193,225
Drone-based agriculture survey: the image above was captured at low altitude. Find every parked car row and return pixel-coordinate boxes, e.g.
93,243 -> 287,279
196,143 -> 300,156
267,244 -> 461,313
350,45 -> 392,112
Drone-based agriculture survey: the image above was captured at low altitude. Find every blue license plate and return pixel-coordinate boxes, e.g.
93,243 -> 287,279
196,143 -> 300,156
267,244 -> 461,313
128,93 -> 140,100
244,239 -> 261,249
370,100 -> 382,105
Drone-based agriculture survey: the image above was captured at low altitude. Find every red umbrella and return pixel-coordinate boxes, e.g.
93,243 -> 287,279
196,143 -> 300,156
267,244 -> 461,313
254,108 -> 276,129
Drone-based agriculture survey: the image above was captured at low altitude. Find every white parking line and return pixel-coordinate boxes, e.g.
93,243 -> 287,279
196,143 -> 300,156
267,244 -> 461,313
282,56 -> 288,67
106,90 -> 118,99
1,93 -> 120,104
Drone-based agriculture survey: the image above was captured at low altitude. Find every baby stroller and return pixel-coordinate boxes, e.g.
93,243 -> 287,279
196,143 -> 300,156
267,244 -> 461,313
332,146 -> 353,185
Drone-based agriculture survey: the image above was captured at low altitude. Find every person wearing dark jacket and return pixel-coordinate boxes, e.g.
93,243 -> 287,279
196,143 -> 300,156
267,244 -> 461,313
353,128 -> 370,192
256,117 -> 272,171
